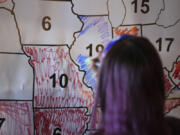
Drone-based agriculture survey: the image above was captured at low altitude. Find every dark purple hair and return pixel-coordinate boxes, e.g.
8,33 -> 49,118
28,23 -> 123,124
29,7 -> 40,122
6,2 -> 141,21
92,36 -> 167,135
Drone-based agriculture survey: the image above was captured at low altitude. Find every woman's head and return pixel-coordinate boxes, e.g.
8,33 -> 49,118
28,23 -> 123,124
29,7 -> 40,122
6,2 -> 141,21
94,36 -> 166,135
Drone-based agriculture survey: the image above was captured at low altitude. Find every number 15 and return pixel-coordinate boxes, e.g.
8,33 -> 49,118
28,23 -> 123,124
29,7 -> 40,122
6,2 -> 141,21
131,0 -> 150,14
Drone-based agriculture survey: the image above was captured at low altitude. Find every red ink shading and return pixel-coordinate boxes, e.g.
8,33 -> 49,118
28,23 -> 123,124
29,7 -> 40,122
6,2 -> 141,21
35,108 -> 89,135
0,0 -> 8,4
172,59 -> 180,87
90,108 -> 102,130
164,71 -> 173,96
0,101 -> 33,135
115,26 -> 139,36
24,46 -> 94,112
165,99 -> 180,113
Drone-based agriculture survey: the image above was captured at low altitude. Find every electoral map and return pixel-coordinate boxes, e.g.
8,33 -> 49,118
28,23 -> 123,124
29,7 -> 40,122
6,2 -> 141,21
0,0 -> 180,134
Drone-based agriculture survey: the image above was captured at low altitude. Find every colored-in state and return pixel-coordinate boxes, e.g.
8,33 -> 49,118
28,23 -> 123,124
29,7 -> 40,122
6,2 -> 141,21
89,107 -> 102,130
164,70 -> 174,97
172,57 -> 180,87
114,26 -> 139,36
24,46 -> 93,112
70,16 -> 112,90
77,54 -> 96,89
164,57 -> 180,114
0,101 -> 33,135
35,108 -> 89,135
77,16 -> 111,45
165,99 -> 180,114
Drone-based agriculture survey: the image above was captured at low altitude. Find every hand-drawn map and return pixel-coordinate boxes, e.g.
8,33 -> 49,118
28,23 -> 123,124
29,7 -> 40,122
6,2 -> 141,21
0,0 -> 180,134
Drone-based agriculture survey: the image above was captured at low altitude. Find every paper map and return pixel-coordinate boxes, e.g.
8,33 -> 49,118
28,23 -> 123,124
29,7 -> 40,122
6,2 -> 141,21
0,0 -> 180,134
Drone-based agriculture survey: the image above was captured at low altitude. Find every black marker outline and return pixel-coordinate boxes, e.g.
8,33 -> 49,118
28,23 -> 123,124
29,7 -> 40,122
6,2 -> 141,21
168,55 -> 180,89
163,67 -> 177,98
34,106 -> 90,135
155,0 -> 180,28
165,98 -> 180,114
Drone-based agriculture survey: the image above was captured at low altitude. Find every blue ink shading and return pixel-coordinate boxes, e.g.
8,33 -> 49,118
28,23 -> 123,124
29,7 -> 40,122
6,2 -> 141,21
75,16 -> 113,90
78,16 -> 106,38
77,54 -> 96,90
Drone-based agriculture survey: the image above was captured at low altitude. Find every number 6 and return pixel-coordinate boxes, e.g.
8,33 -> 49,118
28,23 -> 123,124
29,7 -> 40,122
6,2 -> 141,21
42,16 -> 51,31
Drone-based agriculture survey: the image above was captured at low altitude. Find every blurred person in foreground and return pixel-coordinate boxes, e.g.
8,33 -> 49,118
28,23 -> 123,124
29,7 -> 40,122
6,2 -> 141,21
90,35 -> 180,135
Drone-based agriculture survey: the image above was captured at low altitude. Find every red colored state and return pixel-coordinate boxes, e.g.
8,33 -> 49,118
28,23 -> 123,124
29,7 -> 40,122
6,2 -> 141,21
90,107 -> 102,130
164,71 -> 173,96
35,108 -> 89,135
172,59 -> 180,87
24,46 -> 93,111
0,101 -> 33,135
165,99 -> 180,113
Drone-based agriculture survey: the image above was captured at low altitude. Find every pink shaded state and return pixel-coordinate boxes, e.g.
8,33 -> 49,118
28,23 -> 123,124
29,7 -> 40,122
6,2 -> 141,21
164,73 -> 173,96
172,60 -> 180,86
24,46 -> 93,110
90,108 -> 102,130
164,99 -> 180,113
35,108 -> 89,135
0,0 -> 7,4
0,101 -> 33,135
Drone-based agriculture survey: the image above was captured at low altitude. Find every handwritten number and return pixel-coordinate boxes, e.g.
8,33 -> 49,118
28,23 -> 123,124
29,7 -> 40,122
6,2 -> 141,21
156,38 -> 162,51
53,128 -> 61,135
165,38 -> 174,52
156,37 -> 174,52
141,0 -> 150,14
131,0 -> 137,13
86,44 -> 93,57
42,16 -> 51,31
50,73 -> 56,88
50,73 -> 68,88
0,118 -> 5,129
131,0 -> 150,14
59,74 -> 68,88
96,44 -> 104,54
86,44 -> 104,57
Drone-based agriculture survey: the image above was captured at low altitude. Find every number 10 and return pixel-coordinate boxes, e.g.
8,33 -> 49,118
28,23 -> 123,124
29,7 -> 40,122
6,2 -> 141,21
50,73 -> 68,88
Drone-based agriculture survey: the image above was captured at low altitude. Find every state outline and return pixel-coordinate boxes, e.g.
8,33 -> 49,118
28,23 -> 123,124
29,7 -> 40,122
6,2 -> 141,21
107,0 -> 126,29
155,0 -> 180,28
165,98 -> 180,114
0,0 -> 13,12
0,0 -> 23,53
163,67 -> 177,98
22,44 -> 94,109
22,44 -> 94,135
70,1 -> 113,91
34,106 -> 90,135
109,0 -> 164,28
167,55 -> 180,89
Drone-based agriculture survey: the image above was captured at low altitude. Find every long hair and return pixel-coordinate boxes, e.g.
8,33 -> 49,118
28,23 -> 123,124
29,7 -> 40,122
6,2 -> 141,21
92,36 -> 167,135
